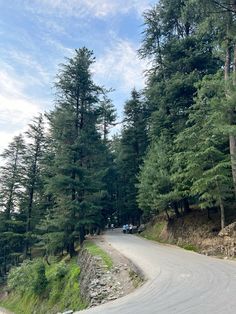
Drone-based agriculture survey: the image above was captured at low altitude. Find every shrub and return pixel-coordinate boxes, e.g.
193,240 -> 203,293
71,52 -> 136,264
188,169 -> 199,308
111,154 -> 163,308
8,259 -> 48,295
32,262 -> 48,295
8,260 -> 35,293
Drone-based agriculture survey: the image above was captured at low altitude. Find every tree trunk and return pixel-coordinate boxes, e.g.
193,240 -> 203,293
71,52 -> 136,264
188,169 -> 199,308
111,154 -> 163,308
25,184 -> 34,259
164,208 -> 170,221
229,44 -> 236,196
229,135 -> 236,196
183,198 -> 191,214
79,226 -> 85,245
68,240 -> 75,258
219,199 -> 225,230
172,202 -> 180,218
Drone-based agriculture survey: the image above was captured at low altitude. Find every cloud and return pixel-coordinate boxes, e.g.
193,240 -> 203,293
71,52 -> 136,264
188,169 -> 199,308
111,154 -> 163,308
93,39 -> 147,92
24,0 -> 154,18
6,50 -> 52,86
0,63 -> 47,154
43,37 -> 74,57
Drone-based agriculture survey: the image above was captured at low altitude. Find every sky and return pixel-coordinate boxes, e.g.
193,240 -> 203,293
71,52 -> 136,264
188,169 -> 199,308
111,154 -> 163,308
0,0 -> 156,153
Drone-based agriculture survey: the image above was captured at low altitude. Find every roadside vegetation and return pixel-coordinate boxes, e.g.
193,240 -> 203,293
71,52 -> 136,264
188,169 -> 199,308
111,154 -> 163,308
0,0 -> 236,311
84,241 -> 113,270
0,257 -> 87,314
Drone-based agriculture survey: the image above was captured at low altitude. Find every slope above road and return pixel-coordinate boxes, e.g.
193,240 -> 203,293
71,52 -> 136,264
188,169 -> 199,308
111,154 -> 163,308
76,229 -> 236,314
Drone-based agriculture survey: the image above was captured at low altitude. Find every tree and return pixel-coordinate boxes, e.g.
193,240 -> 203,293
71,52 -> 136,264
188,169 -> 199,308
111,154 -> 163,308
137,135 -> 175,220
0,135 -> 26,219
21,114 -> 46,258
0,135 -> 26,279
175,74 -> 234,229
45,48 -> 111,256
98,93 -> 116,142
199,0 -> 236,195
115,89 -> 149,224
137,0 -> 221,216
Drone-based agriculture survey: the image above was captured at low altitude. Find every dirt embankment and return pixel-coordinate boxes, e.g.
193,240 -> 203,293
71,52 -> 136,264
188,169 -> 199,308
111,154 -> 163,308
142,210 -> 236,258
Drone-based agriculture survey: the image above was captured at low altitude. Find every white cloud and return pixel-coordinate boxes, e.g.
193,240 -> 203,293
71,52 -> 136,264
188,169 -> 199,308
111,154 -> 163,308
0,64 -> 47,154
24,0 -> 154,18
93,39 -> 147,92
6,50 -> 51,86
43,37 -> 74,57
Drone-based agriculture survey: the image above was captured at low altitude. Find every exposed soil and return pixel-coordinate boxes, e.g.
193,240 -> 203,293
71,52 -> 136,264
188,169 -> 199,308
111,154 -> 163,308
143,208 -> 236,258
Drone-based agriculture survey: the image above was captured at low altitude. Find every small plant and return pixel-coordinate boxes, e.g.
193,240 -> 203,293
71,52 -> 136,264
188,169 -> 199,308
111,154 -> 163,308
129,270 -> 143,288
181,244 -> 198,252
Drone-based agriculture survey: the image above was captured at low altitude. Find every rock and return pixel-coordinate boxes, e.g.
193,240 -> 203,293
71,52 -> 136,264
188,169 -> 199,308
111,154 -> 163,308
62,311 -> 73,314
90,292 -> 98,298
77,244 -> 143,309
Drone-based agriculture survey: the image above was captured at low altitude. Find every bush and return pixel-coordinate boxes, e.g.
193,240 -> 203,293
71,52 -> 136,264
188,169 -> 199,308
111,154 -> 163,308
8,260 -> 35,293
8,259 -> 48,295
32,262 -> 47,295
3,257 -> 86,314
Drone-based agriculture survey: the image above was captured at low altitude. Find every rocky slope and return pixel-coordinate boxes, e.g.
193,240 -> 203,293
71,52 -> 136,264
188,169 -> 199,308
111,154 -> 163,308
142,209 -> 236,258
78,237 -> 143,308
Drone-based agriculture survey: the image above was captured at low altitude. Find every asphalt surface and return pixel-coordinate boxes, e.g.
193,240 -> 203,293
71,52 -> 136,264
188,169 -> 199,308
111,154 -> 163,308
0,308 -> 13,314
75,229 -> 236,314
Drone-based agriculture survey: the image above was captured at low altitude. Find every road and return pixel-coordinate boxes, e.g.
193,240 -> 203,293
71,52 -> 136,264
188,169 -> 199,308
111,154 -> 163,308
0,308 -> 13,314
75,229 -> 236,314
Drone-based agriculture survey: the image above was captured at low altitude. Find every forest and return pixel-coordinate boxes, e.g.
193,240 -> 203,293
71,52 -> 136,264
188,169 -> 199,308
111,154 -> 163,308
0,0 -> 236,283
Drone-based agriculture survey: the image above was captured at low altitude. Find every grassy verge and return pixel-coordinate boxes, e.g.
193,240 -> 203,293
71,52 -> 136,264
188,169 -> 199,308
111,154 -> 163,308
140,220 -> 199,253
83,241 -> 113,270
141,221 -> 166,242
0,257 -> 87,314
179,243 -> 199,252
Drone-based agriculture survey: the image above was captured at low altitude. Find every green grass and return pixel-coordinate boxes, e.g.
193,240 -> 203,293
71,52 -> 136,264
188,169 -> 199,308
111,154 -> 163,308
1,242 -> 112,314
0,257 -> 87,314
180,243 -> 198,252
83,241 -> 113,270
140,220 -> 199,253
141,221 -> 166,242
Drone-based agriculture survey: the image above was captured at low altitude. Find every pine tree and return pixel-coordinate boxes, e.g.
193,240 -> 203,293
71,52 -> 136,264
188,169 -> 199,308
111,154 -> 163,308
137,135 -> 174,220
116,89 -> 149,224
0,135 -> 26,280
137,0 -> 221,216
175,74 -> 234,229
45,48 -> 110,255
98,93 -> 116,142
21,114 -> 46,258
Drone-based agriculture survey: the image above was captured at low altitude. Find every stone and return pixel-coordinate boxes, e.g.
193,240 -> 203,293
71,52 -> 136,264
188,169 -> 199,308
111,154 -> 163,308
90,292 -> 98,298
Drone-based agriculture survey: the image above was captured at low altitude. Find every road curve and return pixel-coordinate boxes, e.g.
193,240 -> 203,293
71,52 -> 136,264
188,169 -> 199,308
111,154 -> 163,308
75,229 -> 236,314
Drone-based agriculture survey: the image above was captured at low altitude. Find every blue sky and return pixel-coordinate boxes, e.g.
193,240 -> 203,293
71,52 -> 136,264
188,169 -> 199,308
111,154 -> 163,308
0,0 -> 156,152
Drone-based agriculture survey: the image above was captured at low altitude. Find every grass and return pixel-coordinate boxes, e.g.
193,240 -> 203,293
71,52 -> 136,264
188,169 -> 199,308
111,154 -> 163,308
83,241 -> 113,270
179,243 -> 199,252
0,257 -> 87,314
141,221 -> 166,242
140,220 -> 199,253
129,270 -> 143,288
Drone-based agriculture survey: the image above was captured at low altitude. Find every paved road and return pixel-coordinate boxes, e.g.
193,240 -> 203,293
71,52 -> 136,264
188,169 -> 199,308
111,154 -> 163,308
75,229 -> 236,314
0,307 -> 13,314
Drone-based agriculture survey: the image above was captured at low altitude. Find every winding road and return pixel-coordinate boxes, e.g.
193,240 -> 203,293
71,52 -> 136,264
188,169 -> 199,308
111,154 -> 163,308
76,229 -> 236,314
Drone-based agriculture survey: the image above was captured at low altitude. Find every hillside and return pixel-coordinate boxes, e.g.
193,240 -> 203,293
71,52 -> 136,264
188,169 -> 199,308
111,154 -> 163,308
141,209 -> 236,258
